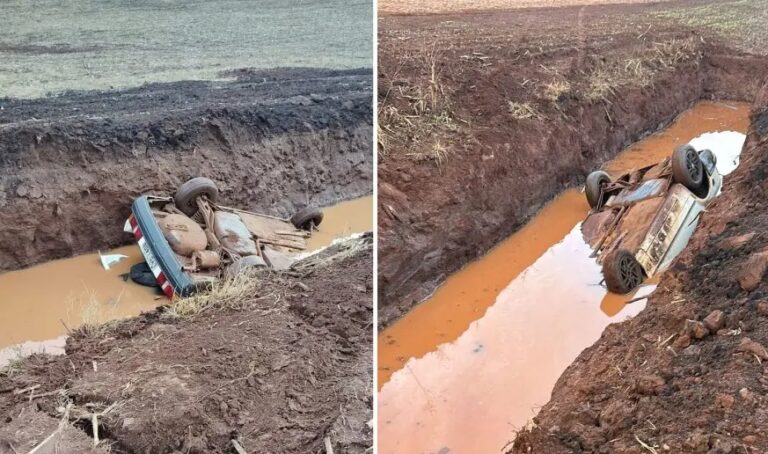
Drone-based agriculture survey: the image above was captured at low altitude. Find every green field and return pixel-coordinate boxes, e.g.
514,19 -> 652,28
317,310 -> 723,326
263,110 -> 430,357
0,0 -> 372,98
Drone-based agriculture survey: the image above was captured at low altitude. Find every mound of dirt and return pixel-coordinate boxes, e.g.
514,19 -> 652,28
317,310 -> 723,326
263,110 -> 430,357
512,82 -> 768,452
0,237 -> 373,453
0,67 -> 372,272
377,2 -> 768,327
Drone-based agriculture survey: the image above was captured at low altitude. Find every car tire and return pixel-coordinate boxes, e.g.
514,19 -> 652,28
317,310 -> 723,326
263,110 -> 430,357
602,249 -> 645,294
672,145 -> 704,191
130,262 -> 160,288
226,255 -> 267,278
585,170 -> 611,208
174,177 -> 219,216
291,206 -> 323,230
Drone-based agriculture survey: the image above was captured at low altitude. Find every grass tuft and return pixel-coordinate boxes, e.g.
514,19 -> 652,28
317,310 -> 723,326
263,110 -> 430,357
77,291 -> 120,338
406,140 -> 451,167
167,271 -> 261,317
585,37 -> 698,102
507,101 -> 543,120
541,79 -> 571,102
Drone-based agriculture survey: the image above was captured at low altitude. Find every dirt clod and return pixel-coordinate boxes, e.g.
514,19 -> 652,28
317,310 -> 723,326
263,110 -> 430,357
718,232 -> 756,249
685,431 -> 710,453
714,393 -> 736,410
739,387 -> 756,403
687,320 -> 710,339
635,374 -> 666,395
736,337 -> 768,360
737,250 -> 768,291
704,310 -> 726,332
673,333 -> 692,349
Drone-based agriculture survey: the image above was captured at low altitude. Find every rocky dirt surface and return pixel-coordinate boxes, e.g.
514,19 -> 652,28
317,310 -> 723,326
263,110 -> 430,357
511,83 -> 768,453
0,67 -> 372,272
377,1 -> 768,327
0,236 -> 373,453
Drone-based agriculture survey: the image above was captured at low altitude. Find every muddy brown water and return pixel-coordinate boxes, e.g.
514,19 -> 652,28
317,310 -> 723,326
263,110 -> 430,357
0,195 -> 372,361
377,101 -> 750,453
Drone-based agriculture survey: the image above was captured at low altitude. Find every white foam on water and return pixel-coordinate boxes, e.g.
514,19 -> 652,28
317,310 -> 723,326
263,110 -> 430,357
689,131 -> 746,176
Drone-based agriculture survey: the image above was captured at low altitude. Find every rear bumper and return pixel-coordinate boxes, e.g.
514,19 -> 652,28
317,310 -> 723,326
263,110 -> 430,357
127,196 -> 195,299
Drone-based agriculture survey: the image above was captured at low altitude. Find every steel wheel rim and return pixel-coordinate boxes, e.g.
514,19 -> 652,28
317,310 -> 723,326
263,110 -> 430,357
685,149 -> 702,182
619,255 -> 642,289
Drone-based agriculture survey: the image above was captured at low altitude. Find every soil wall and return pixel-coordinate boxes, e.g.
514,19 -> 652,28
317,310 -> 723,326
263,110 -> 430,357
0,68 -> 373,271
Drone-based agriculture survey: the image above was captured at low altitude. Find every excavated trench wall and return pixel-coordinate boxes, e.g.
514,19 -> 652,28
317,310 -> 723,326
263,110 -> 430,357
0,69 -> 373,271
378,46 -> 768,326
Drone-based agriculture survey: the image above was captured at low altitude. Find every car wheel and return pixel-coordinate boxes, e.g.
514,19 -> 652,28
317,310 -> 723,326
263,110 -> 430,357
130,262 -> 160,288
226,255 -> 267,278
672,145 -> 704,191
291,206 -> 324,230
602,249 -> 645,294
585,170 -> 611,209
174,177 -> 219,216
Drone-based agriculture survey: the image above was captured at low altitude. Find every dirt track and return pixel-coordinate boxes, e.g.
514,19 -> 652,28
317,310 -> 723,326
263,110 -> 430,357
377,1 -> 768,327
512,82 -> 768,453
0,237 -> 373,453
0,67 -> 373,272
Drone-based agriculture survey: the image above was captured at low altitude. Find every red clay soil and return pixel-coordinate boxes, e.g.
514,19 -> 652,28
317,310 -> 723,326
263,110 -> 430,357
377,2 -> 768,327
0,237 -> 373,453
511,83 -> 768,453
0,67 -> 372,273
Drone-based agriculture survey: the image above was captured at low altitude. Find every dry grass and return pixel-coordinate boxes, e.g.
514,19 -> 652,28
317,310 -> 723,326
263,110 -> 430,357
586,67 -> 621,102
507,101 -> 543,120
585,37 -> 698,102
166,271 -> 262,317
77,292 -> 120,338
406,140 -> 452,167
378,41 -> 459,166
541,80 -> 572,103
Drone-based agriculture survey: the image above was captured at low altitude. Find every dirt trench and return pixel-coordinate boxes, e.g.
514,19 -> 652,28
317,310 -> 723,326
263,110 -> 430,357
511,80 -> 768,454
0,67 -> 373,272
377,3 -> 768,327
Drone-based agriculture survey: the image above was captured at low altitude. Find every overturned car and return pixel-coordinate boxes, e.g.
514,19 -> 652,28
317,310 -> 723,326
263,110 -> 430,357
125,177 -> 323,298
582,144 -> 721,294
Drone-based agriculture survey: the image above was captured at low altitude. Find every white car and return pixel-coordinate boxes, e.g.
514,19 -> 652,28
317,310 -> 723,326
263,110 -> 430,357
582,144 -> 721,294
